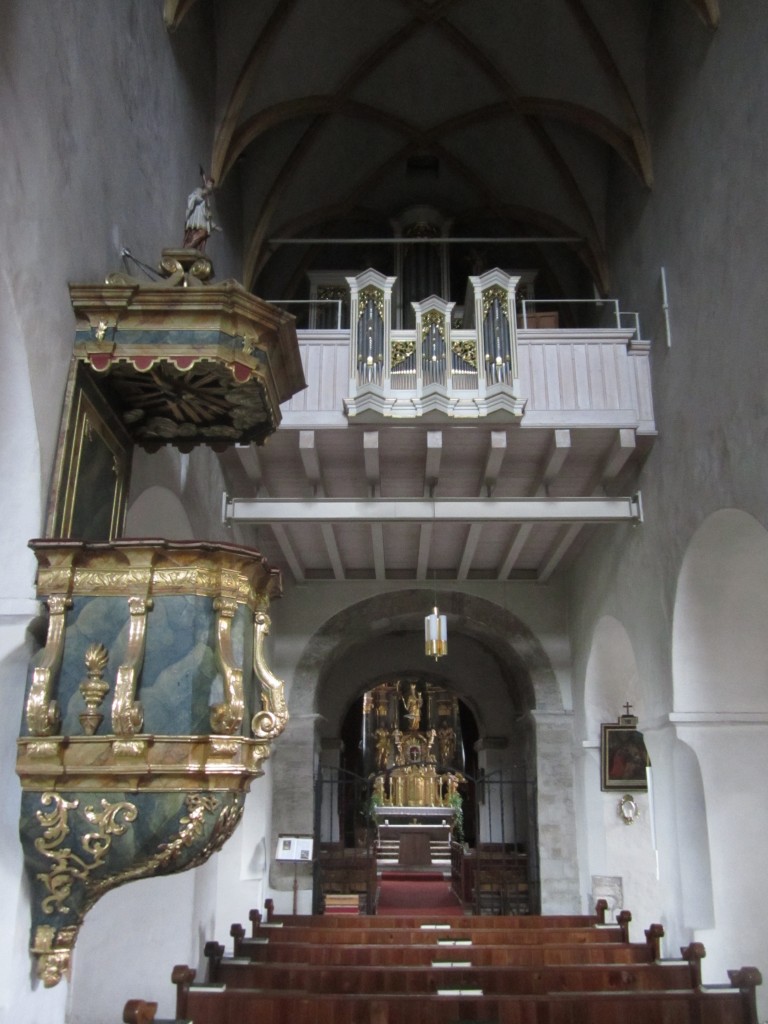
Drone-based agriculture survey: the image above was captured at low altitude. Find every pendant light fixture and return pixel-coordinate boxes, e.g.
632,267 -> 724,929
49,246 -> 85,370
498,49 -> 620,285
424,605 -> 447,660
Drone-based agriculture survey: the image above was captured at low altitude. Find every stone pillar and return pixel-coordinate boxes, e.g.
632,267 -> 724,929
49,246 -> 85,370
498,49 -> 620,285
533,710 -> 581,913
269,713 -> 321,893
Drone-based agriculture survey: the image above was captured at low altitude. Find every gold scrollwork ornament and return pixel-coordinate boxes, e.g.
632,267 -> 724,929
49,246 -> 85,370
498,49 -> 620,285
251,611 -> 289,740
111,595 -> 153,736
26,595 -> 72,737
34,792 -> 138,916
482,284 -> 509,320
210,596 -> 245,735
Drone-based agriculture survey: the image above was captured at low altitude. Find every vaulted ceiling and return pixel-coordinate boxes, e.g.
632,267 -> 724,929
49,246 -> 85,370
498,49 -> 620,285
159,0 -> 717,584
165,0 -> 719,303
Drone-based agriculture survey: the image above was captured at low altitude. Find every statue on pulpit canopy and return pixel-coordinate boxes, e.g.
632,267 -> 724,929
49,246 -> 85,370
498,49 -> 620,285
183,168 -> 219,252
400,682 -> 422,731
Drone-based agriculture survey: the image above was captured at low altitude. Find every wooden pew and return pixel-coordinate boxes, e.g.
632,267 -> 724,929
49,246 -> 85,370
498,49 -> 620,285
166,966 -> 763,1024
229,923 -> 631,947
126,913 -> 761,1024
249,900 -> 610,932
205,957 -> 698,995
224,938 -> 662,969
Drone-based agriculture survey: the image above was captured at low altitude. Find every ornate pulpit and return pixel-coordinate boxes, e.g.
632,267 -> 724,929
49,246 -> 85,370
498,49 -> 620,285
16,245 -> 305,985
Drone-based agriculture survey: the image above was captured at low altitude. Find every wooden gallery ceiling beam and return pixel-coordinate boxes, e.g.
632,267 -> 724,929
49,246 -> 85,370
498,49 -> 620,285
537,427 -> 637,582
417,430 -> 443,580
299,430 -> 345,580
364,431 -> 385,581
224,494 -> 643,526
497,429 -> 571,580
457,431 -> 507,581
228,443 -> 306,583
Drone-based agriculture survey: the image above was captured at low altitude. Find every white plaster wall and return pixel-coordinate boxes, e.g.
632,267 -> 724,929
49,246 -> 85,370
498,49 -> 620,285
0,4 -> 240,1022
567,2 -> 768,1010
576,616 -> 660,935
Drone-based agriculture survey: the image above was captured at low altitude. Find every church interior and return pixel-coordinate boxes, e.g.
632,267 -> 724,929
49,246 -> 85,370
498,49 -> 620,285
2,2 -> 768,1021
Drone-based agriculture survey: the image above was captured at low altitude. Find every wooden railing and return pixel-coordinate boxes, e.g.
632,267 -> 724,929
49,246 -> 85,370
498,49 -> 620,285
283,326 -> 654,432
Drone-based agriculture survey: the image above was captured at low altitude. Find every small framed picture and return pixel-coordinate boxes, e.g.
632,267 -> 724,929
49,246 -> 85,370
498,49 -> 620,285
601,724 -> 650,791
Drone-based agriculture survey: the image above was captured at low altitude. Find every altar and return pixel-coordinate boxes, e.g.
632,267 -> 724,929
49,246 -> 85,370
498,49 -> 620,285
374,806 -> 454,866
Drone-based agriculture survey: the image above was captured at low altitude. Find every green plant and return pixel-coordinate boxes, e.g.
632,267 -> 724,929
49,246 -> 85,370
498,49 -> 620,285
448,791 -> 464,844
362,790 -> 383,827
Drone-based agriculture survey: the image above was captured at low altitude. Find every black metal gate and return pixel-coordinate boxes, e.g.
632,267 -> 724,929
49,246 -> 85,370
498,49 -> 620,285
313,764 -> 540,915
467,767 -> 540,915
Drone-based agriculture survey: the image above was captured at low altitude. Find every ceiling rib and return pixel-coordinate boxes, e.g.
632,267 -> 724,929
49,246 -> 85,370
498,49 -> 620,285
686,0 -> 720,28
563,0 -> 653,186
236,2 -> 611,291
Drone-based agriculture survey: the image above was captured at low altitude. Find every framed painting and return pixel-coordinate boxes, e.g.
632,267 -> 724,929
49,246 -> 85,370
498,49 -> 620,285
601,723 -> 650,791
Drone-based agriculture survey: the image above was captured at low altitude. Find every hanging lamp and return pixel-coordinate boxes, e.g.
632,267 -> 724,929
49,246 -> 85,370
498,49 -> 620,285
424,605 -> 447,659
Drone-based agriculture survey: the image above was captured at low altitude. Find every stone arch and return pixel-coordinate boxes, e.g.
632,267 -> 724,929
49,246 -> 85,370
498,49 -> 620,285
672,508 -> 768,712
292,588 -> 563,731
272,588 -> 578,910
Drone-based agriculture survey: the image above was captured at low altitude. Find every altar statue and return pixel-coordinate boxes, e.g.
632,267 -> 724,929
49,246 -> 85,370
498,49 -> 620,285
374,727 -> 389,770
391,727 -> 404,766
400,682 -> 422,731
438,723 -> 456,765
425,728 -> 437,763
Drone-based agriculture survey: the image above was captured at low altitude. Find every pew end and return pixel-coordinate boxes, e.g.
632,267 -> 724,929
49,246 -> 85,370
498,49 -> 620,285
728,966 -> 763,1024
123,999 -> 157,1024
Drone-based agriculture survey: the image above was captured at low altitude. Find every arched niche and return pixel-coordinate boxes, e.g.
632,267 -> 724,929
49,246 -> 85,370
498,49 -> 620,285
669,509 -> 768,985
583,615 -> 641,742
580,615 -> 661,925
672,509 -> 768,712
673,738 -> 714,930
125,485 -> 194,539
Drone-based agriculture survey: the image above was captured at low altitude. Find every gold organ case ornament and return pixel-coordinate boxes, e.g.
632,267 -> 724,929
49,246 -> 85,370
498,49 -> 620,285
357,285 -> 385,321
481,283 -> 510,320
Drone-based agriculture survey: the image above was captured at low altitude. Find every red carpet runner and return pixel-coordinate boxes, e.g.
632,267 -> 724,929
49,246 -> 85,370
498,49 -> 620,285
377,872 -> 465,915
